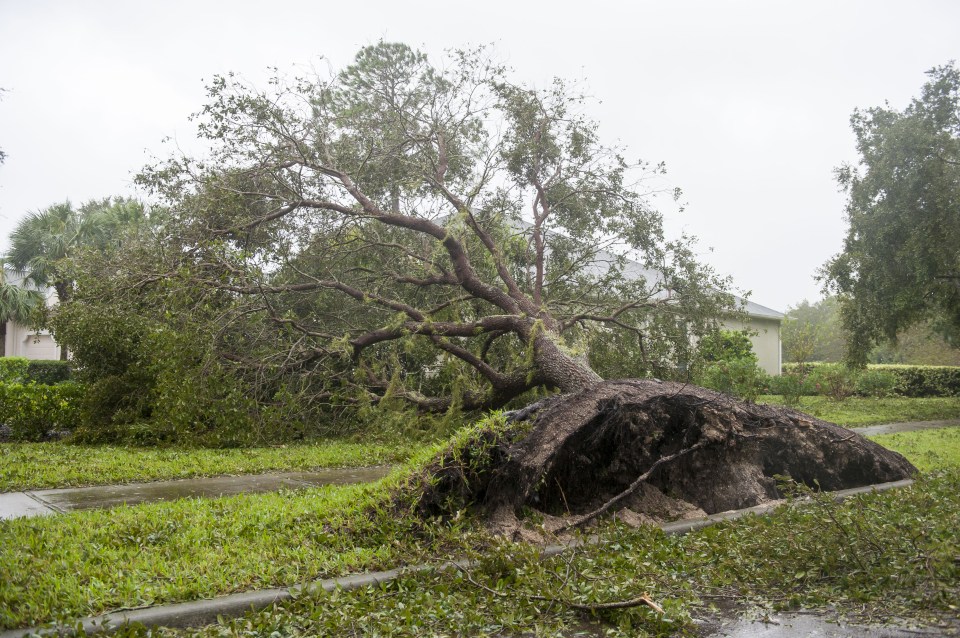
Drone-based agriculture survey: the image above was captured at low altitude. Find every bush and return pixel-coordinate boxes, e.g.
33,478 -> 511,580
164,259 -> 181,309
808,364 -> 859,401
879,365 -> 960,397
0,357 -> 30,383
0,358 -> 72,385
765,370 -> 809,406
0,382 -> 83,441
782,363 -> 960,398
855,368 -> 897,398
698,359 -> 767,402
698,330 -> 757,364
25,360 -> 72,384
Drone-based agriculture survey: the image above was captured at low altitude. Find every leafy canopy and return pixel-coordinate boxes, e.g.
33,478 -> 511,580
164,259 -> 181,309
78,42 -> 734,419
823,64 -> 960,365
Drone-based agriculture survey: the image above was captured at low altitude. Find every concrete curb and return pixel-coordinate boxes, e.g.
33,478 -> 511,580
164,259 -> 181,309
0,478 -> 914,638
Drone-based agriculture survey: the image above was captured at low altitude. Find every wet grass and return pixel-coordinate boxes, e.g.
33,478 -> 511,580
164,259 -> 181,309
758,395 -> 960,427
139,470 -> 958,638
2,417 -> 958,634
869,426 -> 960,471
0,439 -> 426,492
0,445 -> 485,631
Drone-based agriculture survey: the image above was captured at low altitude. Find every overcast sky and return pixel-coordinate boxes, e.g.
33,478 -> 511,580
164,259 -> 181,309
1,1 -> 958,311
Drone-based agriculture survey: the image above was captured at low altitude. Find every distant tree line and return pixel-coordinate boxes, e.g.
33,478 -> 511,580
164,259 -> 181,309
783,296 -> 960,366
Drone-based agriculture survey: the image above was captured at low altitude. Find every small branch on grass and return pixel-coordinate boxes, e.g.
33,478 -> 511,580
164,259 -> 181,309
452,562 -> 664,615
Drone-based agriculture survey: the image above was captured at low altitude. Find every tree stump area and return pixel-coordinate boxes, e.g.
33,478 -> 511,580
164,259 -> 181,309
406,380 -> 916,537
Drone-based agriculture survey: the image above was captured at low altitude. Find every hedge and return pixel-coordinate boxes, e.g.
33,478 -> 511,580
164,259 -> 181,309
781,363 -> 960,398
0,382 -> 83,441
26,360 -> 73,384
0,357 -> 72,384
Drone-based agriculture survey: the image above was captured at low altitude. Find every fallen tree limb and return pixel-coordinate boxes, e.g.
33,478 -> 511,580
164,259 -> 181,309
452,562 -> 664,615
555,438 -> 713,532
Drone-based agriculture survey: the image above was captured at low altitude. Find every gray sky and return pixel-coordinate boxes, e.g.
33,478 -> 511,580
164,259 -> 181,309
1,0 -> 958,311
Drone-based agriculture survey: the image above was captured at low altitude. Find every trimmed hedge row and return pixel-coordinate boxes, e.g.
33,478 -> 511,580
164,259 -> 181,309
781,363 -> 960,398
0,357 -> 72,385
0,381 -> 83,442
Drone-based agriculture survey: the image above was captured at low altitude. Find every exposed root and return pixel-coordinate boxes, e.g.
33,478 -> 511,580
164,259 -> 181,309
401,379 -> 917,537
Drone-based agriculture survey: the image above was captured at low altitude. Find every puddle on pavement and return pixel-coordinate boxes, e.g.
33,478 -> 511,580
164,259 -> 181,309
31,466 -> 393,511
699,611 -> 950,637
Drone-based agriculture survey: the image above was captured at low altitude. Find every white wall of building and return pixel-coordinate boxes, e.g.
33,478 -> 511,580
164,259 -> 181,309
3,321 -> 62,359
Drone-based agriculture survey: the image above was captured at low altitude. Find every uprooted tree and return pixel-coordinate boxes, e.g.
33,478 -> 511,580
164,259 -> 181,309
94,42 -> 912,529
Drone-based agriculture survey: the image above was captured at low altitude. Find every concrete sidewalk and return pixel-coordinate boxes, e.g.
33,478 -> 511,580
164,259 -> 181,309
0,466 -> 391,521
849,418 -> 960,437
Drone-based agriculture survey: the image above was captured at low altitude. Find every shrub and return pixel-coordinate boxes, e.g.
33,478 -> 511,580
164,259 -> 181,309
855,368 -> 897,398
0,357 -> 30,383
0,358 -> 73,384
698,359 -> 766,402
0,382 -> 83,441
782,363 -> 960,398
25,360 -> 72,384
808,364 -> 859,401
765,370 -> 808,406
698,330 -> 757,364
879,365 -> 960,397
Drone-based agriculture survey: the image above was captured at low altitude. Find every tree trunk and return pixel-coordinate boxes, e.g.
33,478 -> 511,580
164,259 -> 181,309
53,281 -> 69,361
531,330 -> 602,393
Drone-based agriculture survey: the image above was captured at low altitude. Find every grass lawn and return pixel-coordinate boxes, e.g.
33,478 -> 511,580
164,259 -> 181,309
2,422 -> 958,634
758,395 -> 960,427
0,439 -> 427,492
0,466 -> 479,631
168,470 -> 960,637
869,426 -> 960,471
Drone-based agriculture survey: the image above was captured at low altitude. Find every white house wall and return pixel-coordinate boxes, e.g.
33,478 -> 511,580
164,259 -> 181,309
3,321 -> 62,360
722,316 -> 782,376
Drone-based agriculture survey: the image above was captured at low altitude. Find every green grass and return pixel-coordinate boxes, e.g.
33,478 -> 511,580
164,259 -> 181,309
152,470 -> 958,637
869,427 -> 960,471
0,466 -> 486,630
759,395 -> 960,427
0,439 -> 426,492
3,417 -> 959,634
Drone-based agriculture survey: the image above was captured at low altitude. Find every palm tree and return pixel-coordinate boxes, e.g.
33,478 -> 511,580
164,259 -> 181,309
7,199 -> 146,303
0,264 -> 44,357
6,198 -> 146,359
0,266 -> 43,324
8,202 -> 85,303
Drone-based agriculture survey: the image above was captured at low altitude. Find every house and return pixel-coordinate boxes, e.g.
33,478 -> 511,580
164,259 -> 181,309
601,249 -> 785,376
0,270 -> 62,360
2,320 -> 61,360
722,300 -> 784,376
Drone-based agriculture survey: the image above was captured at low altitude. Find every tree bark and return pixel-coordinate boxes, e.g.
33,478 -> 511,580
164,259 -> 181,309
53,281 -> 70,361
529,328 -> 602,393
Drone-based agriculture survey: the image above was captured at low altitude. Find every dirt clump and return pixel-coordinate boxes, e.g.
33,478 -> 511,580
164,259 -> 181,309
407,379 -> 916,537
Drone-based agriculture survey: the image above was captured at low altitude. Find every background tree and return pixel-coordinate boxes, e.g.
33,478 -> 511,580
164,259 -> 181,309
7,197 -> 147,359
126,42 -> 734,415
782,297 -> 847,363
0,262 -> 43,325
783,296 -> 960,365
823,63 -> 960,365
